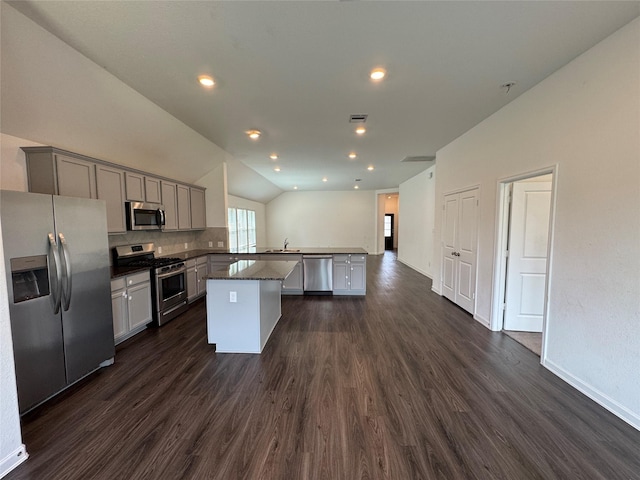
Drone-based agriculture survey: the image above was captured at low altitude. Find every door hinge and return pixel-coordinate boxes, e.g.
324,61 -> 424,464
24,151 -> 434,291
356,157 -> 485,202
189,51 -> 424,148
472,292 -> 476,300
476,199 -> 479,206
504,250 -> 509,258
502,302 -> 506,311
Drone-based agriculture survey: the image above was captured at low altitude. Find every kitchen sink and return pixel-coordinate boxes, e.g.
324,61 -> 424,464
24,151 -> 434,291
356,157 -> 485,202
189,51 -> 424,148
264,249 -> 301,253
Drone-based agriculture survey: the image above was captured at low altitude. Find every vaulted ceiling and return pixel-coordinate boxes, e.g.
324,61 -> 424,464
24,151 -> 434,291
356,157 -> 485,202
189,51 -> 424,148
8,1 -> 640,202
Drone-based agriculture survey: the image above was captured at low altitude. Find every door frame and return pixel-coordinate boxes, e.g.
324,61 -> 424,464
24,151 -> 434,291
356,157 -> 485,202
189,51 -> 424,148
491,165 -> 558,362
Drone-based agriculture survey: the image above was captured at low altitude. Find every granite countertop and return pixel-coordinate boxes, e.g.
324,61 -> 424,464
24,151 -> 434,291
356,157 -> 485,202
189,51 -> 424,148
110,265 -> 151,279
165,247 -> 368,260
207,260 -> 299,281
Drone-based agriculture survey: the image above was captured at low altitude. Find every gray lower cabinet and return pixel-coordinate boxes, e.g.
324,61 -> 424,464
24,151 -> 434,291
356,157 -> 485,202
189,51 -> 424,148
96,164 -> 127,233
261,254 -> 303,294
333,254 -> 367,295
111,270 -> 152,344
187,256 -> 208,302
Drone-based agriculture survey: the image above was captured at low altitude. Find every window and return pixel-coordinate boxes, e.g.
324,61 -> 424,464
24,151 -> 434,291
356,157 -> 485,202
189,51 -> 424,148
384,215 -> 392,237
228,207 -> 257,253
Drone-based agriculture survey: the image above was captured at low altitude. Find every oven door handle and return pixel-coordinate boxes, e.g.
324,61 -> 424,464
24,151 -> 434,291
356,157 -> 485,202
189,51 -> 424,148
156,267 -> 186,280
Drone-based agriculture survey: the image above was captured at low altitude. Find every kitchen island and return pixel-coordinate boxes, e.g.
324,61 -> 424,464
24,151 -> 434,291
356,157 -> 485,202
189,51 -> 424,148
206,260 -> 298,353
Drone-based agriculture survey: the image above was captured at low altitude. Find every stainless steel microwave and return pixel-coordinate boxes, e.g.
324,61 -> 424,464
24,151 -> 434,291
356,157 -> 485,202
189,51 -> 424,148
126,202 -> 165,231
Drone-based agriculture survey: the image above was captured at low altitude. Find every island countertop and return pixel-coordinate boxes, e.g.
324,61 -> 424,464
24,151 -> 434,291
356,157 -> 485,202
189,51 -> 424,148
207,260 -> 299,281
163,247 -> 368,261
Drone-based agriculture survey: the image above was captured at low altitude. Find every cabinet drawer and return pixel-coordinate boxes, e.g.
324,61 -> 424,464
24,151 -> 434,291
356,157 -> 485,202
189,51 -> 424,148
351,255 -> 367,263
126,270 -> 150,287
333,254 -> 350,263
186,258 -> 197,268
196,255 -> 208,266
111,277 -> 126,291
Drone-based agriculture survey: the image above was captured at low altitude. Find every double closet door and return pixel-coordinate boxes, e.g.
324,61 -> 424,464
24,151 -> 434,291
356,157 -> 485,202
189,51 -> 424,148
442,188 -> 479,314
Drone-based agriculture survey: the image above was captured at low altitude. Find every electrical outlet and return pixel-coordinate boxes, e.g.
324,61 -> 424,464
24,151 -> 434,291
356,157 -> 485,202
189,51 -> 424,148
218,241 -> 224,247
208,241 -> 213,248
184,243 -> 188,250
229,291 -> 237,303
158,246 -> 162,254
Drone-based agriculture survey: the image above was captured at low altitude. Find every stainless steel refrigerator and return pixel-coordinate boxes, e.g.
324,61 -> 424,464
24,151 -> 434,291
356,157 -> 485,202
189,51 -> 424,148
1,190 -> 114,413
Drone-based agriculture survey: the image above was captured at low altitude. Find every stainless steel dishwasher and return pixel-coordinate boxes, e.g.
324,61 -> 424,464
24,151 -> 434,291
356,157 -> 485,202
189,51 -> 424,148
302,255 -> 333,294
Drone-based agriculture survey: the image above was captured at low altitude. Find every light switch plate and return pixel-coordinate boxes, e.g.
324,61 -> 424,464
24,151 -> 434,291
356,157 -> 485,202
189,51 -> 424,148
229,291 -> 237,303
158,246 -> 162,254
218,241 -> 224,247
208,241 -> 213,248
184,243 -> 188,250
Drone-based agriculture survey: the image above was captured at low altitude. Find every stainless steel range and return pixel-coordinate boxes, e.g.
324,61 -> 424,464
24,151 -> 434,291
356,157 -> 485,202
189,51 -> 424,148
114,243 -> 188,326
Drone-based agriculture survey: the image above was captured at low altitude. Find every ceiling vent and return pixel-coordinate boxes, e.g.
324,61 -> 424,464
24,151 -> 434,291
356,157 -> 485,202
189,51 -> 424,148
401,155 -> 435,163
349,114 -> 368,123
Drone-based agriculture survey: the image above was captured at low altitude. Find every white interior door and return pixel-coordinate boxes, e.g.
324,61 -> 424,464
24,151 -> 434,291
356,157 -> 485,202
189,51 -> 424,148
504,181 -> 552,331
441,189 -> 478,314
456,190 -> 478,313
442,194 -> 458,302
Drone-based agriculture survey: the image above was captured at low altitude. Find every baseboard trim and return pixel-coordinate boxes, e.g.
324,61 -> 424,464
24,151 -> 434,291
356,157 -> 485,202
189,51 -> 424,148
473,313 -> 491,329
431,285 -> 442,295
396,258 -> 432,279
544,359 -> 640,432
0,444 -> 28,478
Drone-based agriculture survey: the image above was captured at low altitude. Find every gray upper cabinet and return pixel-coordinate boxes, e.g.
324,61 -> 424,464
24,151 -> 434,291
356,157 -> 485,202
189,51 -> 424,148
125,172 -> 145,202
22,146 -> 205,234
190,187 -> 206,230
96,165 -> 127,233
145,177 -> 162,204
177,184 -> 191,230
56,155 -> 97,199
161,181 -> 178,231
23,148 -> 97,199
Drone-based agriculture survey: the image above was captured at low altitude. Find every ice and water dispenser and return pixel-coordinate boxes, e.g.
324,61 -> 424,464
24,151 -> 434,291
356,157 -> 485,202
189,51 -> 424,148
10,255 -> 50,303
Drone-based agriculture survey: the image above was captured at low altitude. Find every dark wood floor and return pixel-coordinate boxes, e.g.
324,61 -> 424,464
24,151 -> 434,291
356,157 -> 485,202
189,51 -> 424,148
7,252 -> 640,480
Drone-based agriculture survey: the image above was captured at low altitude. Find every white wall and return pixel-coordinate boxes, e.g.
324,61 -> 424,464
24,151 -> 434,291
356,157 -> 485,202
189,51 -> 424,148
266,191 -> 376,252
196,163 -> 227,228
0,221 -> 28,477
433,19 -> 639,428
227,194 -> 267,247
0,134 -> 43,192
398,166 -> 436,278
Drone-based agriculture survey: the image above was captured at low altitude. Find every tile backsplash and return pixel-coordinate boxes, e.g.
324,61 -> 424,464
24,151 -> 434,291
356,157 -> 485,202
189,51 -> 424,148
108,227 -> 228,262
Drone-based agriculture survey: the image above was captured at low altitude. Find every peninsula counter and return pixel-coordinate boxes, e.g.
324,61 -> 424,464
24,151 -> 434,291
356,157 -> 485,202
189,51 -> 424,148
206,260 -> 298,353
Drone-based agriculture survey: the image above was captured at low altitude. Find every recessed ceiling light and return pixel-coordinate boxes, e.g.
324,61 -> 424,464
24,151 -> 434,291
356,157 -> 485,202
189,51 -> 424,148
274,167 -> 281,172
348,152 -> 357,159
370,68 -> 386,81
198,75 -> 215,87
367,165 -> 374,171
246,130 -> 261,140
293,186 -> 298,190
322,177 -> 328,182
269,153 -> 278,160
354,185 -> 360,190
355,127 -> 366,135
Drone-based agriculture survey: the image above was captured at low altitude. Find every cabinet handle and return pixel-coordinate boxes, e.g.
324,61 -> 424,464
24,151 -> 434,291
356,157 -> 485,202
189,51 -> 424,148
122,292 -> 127,298
128,295 -> 133,301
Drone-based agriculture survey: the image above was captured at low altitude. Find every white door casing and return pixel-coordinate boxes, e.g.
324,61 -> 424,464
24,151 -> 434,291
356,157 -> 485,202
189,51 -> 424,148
442,188 -> 479,314
504,181 -> 552,331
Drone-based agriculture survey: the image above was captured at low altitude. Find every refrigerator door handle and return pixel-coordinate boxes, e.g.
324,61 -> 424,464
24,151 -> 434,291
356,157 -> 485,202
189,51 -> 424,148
48,233 -> 63,314
58,233 -> 73,311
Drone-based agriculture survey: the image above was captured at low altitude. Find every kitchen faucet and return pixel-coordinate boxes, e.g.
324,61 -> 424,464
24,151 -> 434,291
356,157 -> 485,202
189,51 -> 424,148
284,238 -> 289,250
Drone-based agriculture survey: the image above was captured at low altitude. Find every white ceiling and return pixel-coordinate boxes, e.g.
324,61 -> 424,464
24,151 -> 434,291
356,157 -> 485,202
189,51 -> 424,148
8,1 -> 639,202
